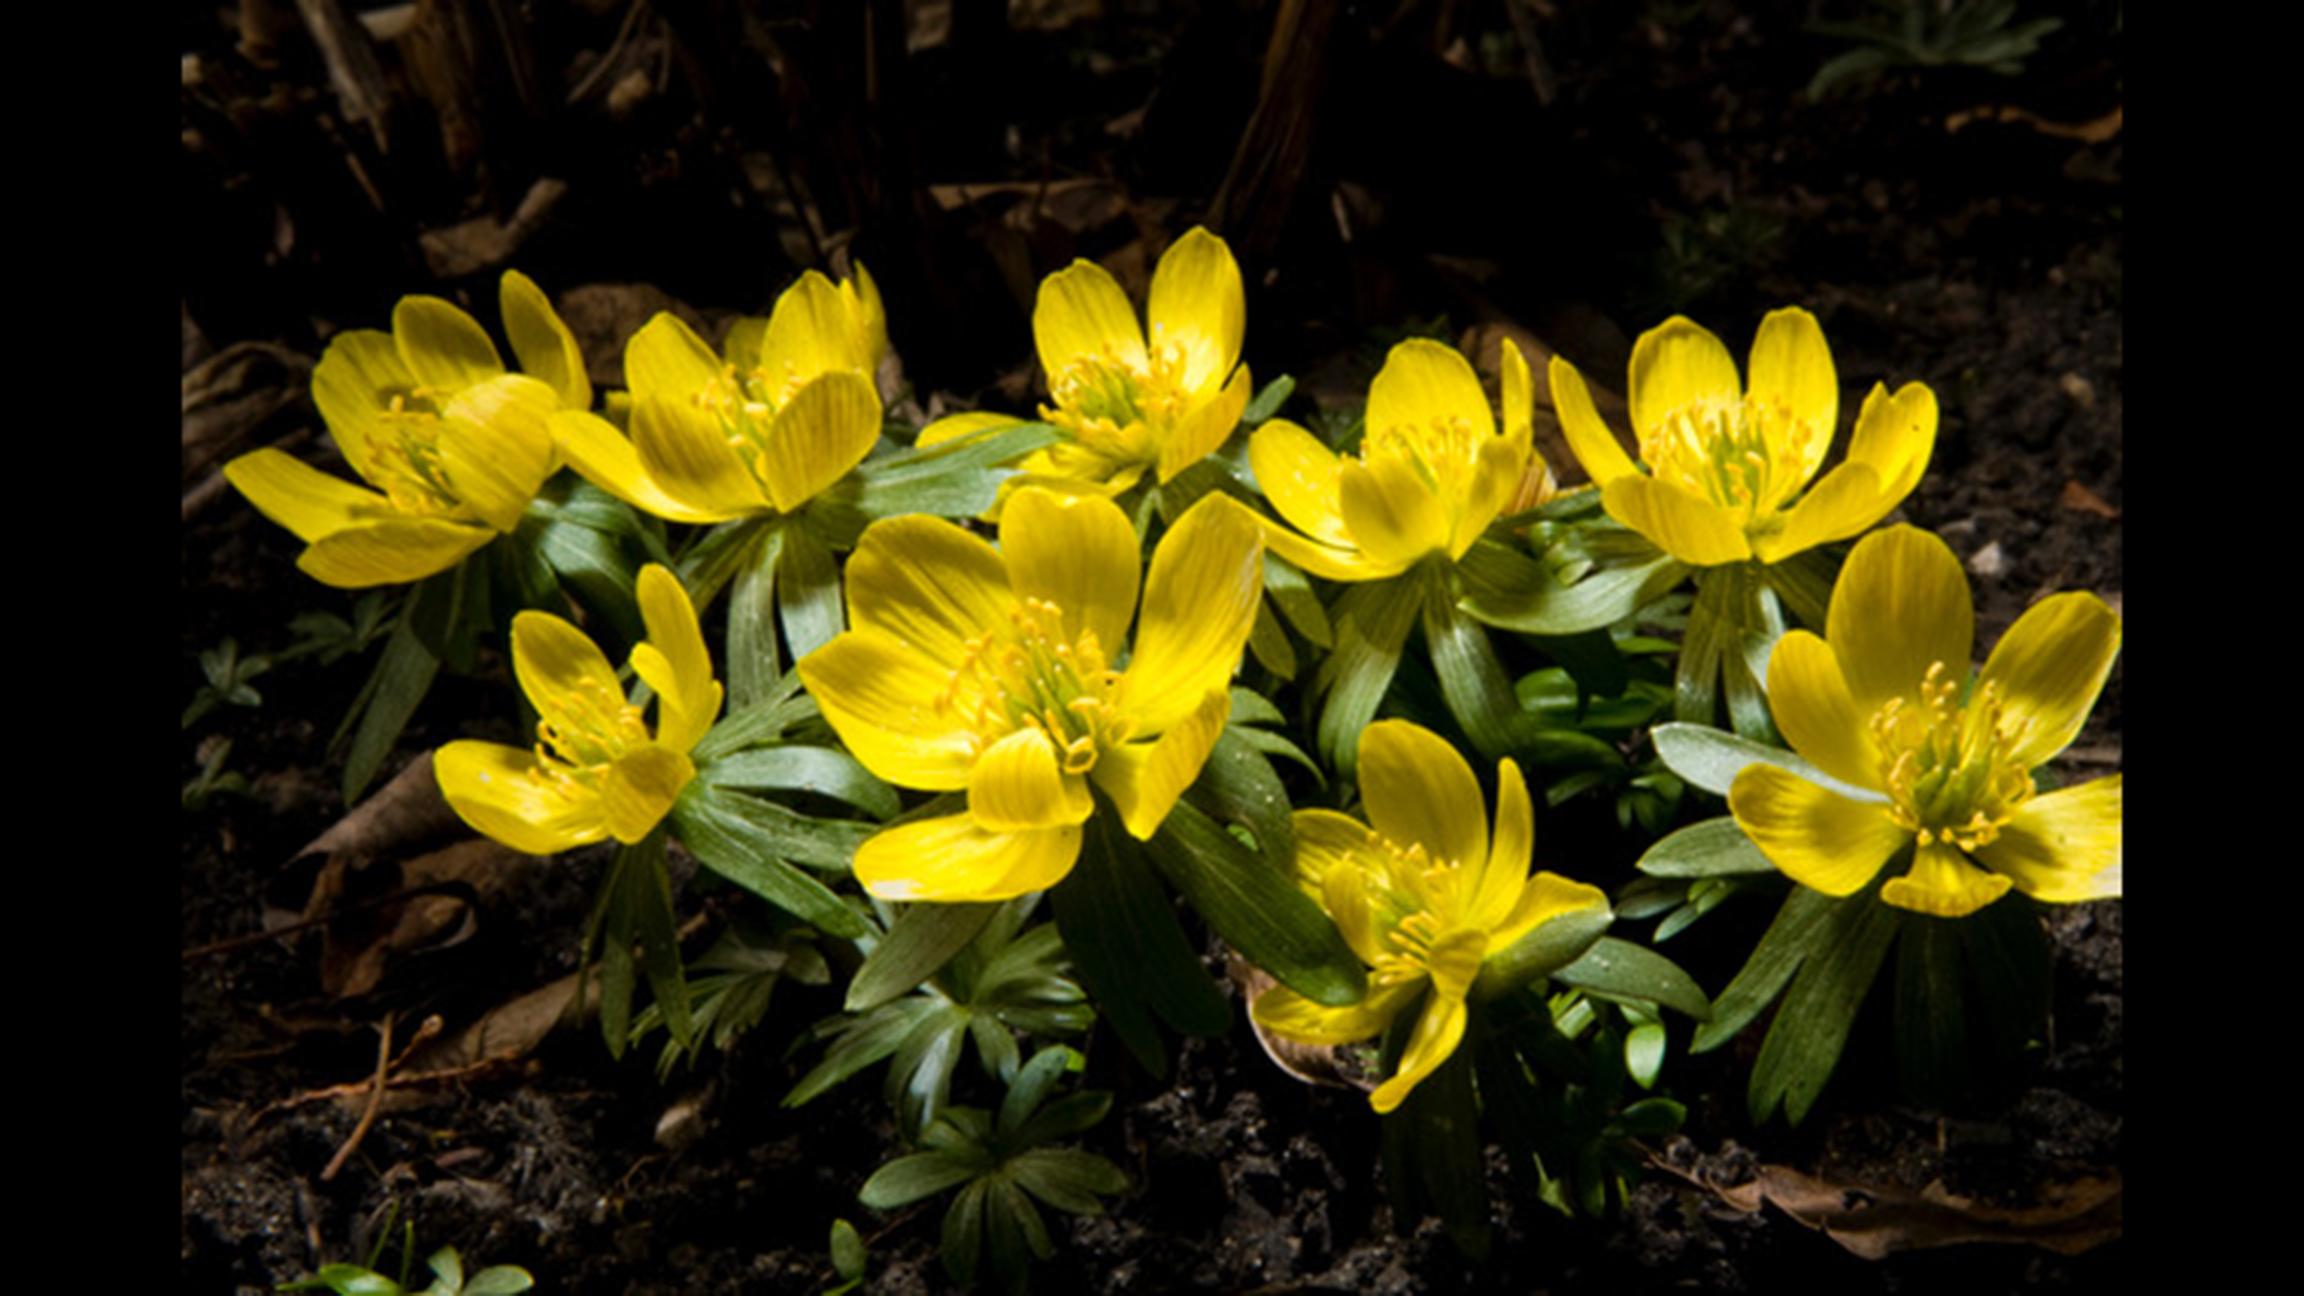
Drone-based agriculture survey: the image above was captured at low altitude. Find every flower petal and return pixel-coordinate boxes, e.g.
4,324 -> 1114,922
1500,336 -> 1534,444
1881,841 -> 2014,917
1973,775 -> 2121,903
1468,757 -> 1535,931
1338,453 -> 1448,566
1294,812 -> 1388,960
1257,524 -> 1408,583
298,517 -> 496,587
1358,720 -> 1488,872
919,410 -> 1029,447
1090,687 -> 1228,840
512,609 -> 624,728
1491,871 -> 1612,952
624,312 -> 725,402
1121,492 -> 1265,734
1749,462 -> 1885,565
431,373 -> 559,531
393,295 -> 504,392
1828,525 -> 1973,710
634,565 -> 720,753
1744,306 -> 1838,488
1370,992 -> 1467,1114
1729,764 -> 1909,896
1147,226 -> 1245,395
310,329 -> 413,482
435,740 -> 607,856
853,813 -> 1082,902
759,270 -> 874,382
1629,316 -> 1740,443
970,726 -> 1093,832
1252,980 -> 1423,1047
1155,364 -> 1251,482
1600,474 -> 1752,565
1367,339 -> 1494,442
845,514 -> 1014,670
760,369 -> 883,512
1454,428 -> 1530,556
551,410 -> 730,524
499,269 -> 591,410
999,488 -> 1140,653
1248,419 -> 1354,547
630,394 -> 770,521
601,743 -> 695,844
1845,381 -> 1937,509
1979,591 -> 2122,768
1034,259 -> 1147,381
223,448 -> 387,544
1764,629 -> 1883,792
1549,355 -> 1637,486
797,628 -> 983,791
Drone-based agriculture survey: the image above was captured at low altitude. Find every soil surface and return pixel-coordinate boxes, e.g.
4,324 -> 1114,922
183,2 -> 2122,1291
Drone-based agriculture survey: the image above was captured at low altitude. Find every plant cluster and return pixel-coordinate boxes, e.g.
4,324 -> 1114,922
219,228 -> 2120,1287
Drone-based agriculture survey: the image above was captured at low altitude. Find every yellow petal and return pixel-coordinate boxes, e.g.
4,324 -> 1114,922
392,295 -> 504,392
760,270 -> 874,382
760,370 -> 883,511
1749,462 -> 1885,565
223,448 -> 387,544
1252,980 -> 1422,1047
970,726 -> 1093,832
1155,364 -> 1251,482
1248,419 -> 1353,547
1367,339 -> 1493,442
551,410 -> 731,524
1601,475 -> 1752,565
853,813 -> 1082,902
1257,520 -> 1409,583
1034,259 -> 1147,382
1846,381 -> 1937,508
1881,841 -> 2013,917
1090,688 -> 1228,840
1338,453 -> 1448,567
1491,870 -> 1612,951
1744,306 -> 1838,488
634,565 -> 721,753
1294,813 -> 1388,959
1500,336 -> 1534,444
999,488 -> 1140,652
1763,629 -> 1883,792
845,514 -> 1014,670
1828,525 -> 1973,710
1469,757 -> 1534,931
848,261 -> 889,368
1729,764 -> 1909,896
511,609 -> 623,729
499,269 -> 591,411
624,312 -> 725,402
796,628 -> 982,791
1121,492 -> 1265,734
309,329 -> 413,482
1629,316 -> 1740,442
1549,355 -> 1637,486
601,744 -> 695,844
1370,992 -> 1467,1114
1146,226 -> 1245,395
431,373 -> 559,531
1973,775 -> 2121,903
1358,720 -> 1487,871
1454,427 -> 1530,556
919,410 -> 1029,448
1979,591 -> 2122,768
298,517 -> 495,587
630,394 -> 770,520
435,740 -> 607,855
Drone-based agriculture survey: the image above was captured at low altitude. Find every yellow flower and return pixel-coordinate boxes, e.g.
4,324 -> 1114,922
797,486 -> 1266,902
1551,307 -> 1936,566
551,266 -> 886,523
1729,525 -> 2122,917
224,271 -> 587,587
1248,337 -> 1542,581
437,565 -> 723,855
1011,227 -> 1253,494
1251,721 -> 1609,1113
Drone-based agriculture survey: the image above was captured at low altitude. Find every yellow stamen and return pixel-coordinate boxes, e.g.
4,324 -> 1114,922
1641,394 -> 1817,523
1869,660 -> 2035,853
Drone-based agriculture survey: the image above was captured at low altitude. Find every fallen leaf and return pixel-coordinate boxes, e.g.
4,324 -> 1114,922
2058,479 -> 2119,519
1227,957 -> 1374,1093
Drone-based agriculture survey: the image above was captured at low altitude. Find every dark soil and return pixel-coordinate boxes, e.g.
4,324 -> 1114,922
183,2 -> 2121,1291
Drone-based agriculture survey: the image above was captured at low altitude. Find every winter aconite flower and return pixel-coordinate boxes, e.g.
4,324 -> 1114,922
552,266 -> 887,523
437,565 -> 723,855
1729,525 -> 2122,916
1249,337 -> 1542,580
797,486 -> 1266,902
1551,307 -> 1935,566
224,271 -> 588,587
1253,721 -> 1610,1113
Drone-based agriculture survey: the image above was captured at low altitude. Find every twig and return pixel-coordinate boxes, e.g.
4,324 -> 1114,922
320,1013 -> 396,1181
180,880 -> 480,962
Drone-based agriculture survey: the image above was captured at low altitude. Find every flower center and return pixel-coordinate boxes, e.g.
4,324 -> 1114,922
1869,660 -> 2035,852
1361,413 -> 1487,535
531,673 -> 651,789
1360,833 -> 1484,990
1640,395 -> 1817,523
1041,339 -> 1193,467
370,390 -> 465,516
693,362 -> 813,497
941,596 -> 1135,774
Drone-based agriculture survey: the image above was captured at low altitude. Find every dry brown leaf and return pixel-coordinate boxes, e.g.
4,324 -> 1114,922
2059,479 -> 2120,519
1946,104 -> 2123,144
1658,1154 -> 2122,1259
1227,957 -> 1373,1093
400,971 -> 596,1074
315,839 -> 533,999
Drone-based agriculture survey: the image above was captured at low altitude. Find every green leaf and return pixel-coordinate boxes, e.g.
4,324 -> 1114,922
339,587 -> 444,805
276,1264 -> 404,1295
786,997 -> 942,1107
1246,596 -> 1298,679
860,1150 -> 985,1209
1624,1023 -> 1667,1089
676,778 -> 877,871
1263,553 -> 1333,648
843,424 -> 1059,522
1050,813 -> 1231,1077
1382,1040 -> 1490,1259
1894,908 -> 1967,1109
423,1249 -> 464,1293
848,902 -> 999,1012
1241,373 -> 1296,425
1635,816 -> 1780,877
1009,1090 -> 1112,1150
829,1218 -> 866,1283
1010,1148 -> 1129,1214
889,1003 -> 971,1135
1472,899 -> 1614,1001
700,745 -> 900,820
1761,547 -> 1835,628
620,832 -> 694,1051
669,783 -> 870,938
1690,884 -> 1839,1053
1314,577 -> 1422,775
691,673 -> 815,762
1421,576 -> 1524,761
676,512 -> 776,615
777,518 -> 845,662
460,1267 -> 535,1296
1459,549 -> 1686,637
1613,1095 -> 1684,1138
726,524 -> 786,712
1551,936 -> 1713,1021
996,1045 -> 1078,1138
1147,798 -> 1365,1007
1650,722 -> 1884,803
1750,889 -> 1901,1124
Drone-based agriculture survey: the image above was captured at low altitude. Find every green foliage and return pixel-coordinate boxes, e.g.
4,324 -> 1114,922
630,916 -> 832,1079
1807,0 -> 2065,99
279,1246 -> 532,1296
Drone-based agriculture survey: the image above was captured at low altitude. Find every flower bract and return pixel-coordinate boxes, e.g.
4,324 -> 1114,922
224,271 -> 586,587
797,486 -> 1266,902
1729,525 -> 2122,916
1248,337 -> 1542,581
1252,721 -> 1609,1112
1552,306 -> 1936,566
552,265 -> 887,523
437,564 -> 723,855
